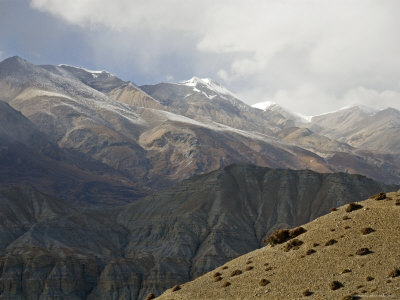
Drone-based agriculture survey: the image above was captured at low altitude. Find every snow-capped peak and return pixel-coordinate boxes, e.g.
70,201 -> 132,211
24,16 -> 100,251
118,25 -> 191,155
178,77 -> 237,98
251,101 -> 277,111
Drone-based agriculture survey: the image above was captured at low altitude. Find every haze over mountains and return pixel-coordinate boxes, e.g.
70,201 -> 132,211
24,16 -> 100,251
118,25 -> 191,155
0,56 -> 399,299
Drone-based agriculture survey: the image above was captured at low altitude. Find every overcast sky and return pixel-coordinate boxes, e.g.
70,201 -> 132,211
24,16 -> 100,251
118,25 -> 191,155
1,0 -> 400,115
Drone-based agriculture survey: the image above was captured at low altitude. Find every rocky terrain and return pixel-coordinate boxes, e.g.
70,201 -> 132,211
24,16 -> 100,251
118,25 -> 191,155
0,165 -> 397,299
157,190 -> 400,300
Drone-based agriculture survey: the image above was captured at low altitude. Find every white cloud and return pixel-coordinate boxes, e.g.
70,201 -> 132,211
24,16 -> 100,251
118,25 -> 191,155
29,0 -> 400,114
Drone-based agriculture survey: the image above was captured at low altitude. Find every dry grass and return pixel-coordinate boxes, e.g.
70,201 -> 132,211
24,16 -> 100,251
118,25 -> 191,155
156,191 -> 400,300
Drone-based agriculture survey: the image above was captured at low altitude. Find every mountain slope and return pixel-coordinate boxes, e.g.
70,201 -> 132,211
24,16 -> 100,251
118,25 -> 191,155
0,100 -> 145,206
140,79 -> 295,135
308,106 -> 400,154
0,165 -> 397,299
157,190 -> 400,300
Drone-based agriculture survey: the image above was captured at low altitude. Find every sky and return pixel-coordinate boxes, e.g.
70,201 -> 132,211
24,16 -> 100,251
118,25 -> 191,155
1,0 -> 400,115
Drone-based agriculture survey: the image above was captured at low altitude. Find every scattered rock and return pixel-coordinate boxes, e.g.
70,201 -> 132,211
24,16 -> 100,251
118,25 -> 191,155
259,279 -> 270,286
329,280 -> 343,290
230,269 -> 242,277
222,266 -> 228,270
356,248 -> 373,256
344,226 -> 351,229
346,202 -> 363,212
388,268 -> 400,278
303,289 -> 313,296
289,226 -> 307,238
284,239 -> 303,251
222,281 -> 231,287
214,276 -> 222,282
245,266 -> 253,271
366,276 -> 374,281
313,243 -> 320,247
341,295 -> 360,300
264,227 -> 307,246
264,229 -> 290,246
246,260 -> 252,264
343,216 -> 351,220
372,192 -> 386,200
330,207 -> 338,212
341,268 -> 352,274
325,239 -> 338,246
361,227 -> 375,235
306,249 -> 316,255
214,272 -> 222,277
145,293 -> 156,300
330,228 -> 336,232
172,285 -> 181,292
396,199 -> 400,206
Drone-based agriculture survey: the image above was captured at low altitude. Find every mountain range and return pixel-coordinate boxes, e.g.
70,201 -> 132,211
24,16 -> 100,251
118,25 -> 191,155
0,56 -> 399,299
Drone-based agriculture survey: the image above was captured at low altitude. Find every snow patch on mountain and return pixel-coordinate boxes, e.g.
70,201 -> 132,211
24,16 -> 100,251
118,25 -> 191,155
251,101 -> 276,111
58,64 -> 112,78
179,77 -> 237,98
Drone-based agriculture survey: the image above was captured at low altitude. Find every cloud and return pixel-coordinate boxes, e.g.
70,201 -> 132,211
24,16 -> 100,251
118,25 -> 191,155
29,0 -> 400,114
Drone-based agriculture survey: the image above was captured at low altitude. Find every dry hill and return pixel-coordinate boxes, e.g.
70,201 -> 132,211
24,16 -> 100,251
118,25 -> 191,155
157,191 -> 400,300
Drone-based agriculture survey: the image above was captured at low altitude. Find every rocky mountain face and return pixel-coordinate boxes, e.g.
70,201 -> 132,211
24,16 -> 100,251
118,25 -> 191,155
158,190 -> 400,300
0,166 -> 397,299
0,100 -> 146,206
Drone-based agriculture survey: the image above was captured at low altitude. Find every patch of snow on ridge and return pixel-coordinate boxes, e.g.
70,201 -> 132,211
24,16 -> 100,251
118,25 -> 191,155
251,101 -> 276,111
293,112 -> 313,123
179,77 -> 237,98
58,64 -> 111,78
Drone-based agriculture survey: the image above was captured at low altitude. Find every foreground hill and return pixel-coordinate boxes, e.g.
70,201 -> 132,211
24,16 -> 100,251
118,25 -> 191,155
157,190 -> 400,300
0,165 -> 397,299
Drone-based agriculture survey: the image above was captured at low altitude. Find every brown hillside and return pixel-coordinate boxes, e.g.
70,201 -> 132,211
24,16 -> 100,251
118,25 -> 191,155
156,191 -> 400,300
